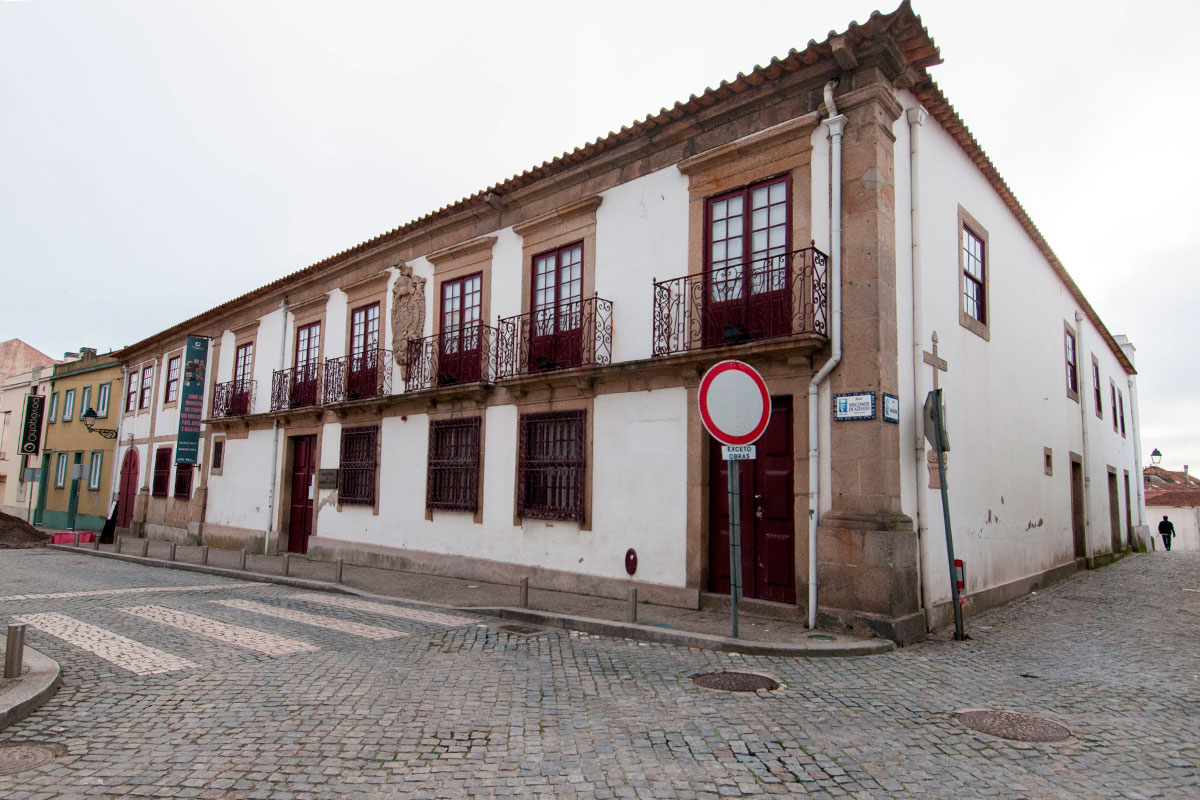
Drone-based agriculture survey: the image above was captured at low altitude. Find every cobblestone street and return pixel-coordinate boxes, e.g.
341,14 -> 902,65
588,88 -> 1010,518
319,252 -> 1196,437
0,549 -> 1196,799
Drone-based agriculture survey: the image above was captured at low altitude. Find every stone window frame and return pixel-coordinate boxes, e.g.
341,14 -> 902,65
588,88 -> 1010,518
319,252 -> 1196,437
958,205 -> 990,341
513,197 -> 602,319
1091,356 -> 1103,419
426,415 -> 484,518
173,463 -> 194,499
337,423 -> 381,513
151,446 -> 172,498
209,436 -> 225,476
516,408 -> 589,525
163,350 -> 183,408
428,237 -> 496,337
341,271 -> 390,360
124,370 -> 138,413
138,362 -> 155,411
1063,321 -> 1079,402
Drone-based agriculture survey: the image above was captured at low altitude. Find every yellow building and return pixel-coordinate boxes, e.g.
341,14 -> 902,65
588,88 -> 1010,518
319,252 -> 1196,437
35,349 -> 122,531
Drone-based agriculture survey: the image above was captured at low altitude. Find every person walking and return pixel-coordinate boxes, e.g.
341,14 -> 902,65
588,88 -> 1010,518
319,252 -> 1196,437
1158,515 -> 1176,551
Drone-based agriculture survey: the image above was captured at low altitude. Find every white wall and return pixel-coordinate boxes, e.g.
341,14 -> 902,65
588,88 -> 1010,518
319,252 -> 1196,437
1150,507 -> 1199,552
596,166 -> 690,363
894,90 -> 1141,608
205,428 -> 278,531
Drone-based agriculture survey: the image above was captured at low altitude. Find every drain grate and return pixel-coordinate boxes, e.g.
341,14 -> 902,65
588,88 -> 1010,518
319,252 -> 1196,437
690,671 -> 779,692
956,710 -> 1071,742
0,742 -> 65,776
496,624 -> 544,636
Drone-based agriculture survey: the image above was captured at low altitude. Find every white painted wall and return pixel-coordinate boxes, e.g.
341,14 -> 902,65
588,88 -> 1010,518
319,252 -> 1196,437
254,308 -> 285,415
488,230 -> 523,324
205,428 -> 278,532
894,90 -> 1141,609
1149,507 -> 1199,552
596,166 -> 690,364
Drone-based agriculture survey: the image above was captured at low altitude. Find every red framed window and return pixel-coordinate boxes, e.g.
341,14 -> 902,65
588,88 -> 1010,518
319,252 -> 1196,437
295,322 -> 321,374
211,440 -> 224,470
350,303 -> 380,359
530,243 -> 583,371
165,356 -> 181,404
1065,331 -> 1078,396
517,410 -> 585,522
152,446 -> 172,498
125,371 -> 139,412
173,464 -> 193,499
234,343 -> 254,386
438,274 -> 483,384
338,425 -> 378,506
962,225 -> 986,324
426,417 -> 481,512
139,366 -> 155,409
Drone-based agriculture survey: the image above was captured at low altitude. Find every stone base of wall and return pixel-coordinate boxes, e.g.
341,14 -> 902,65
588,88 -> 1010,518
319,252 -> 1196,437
817,607 -> 926,646
1086,547 -> 1131,570
143,522 -> 199,545
925,557 -> 1082,632
200,523 -> 278,555
307,536 -> 701,609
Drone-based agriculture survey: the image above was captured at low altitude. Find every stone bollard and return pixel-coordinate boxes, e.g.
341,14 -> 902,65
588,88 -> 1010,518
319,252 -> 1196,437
627,587 -> 638,624
168,543 -> 177,561
116,536 -> 124,554
140,539 -> 149,558
92,537 -> 100,551
73,532 -> 79,547
283,553 -> 291,577
201,545 -> 209,566
520,576 -> 530,609
239,549 -> 248,570
4,622 -> 26,679
335,559 -> 344,584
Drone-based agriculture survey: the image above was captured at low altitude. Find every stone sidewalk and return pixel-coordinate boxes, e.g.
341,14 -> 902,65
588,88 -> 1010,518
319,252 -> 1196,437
46,537 -> 891,657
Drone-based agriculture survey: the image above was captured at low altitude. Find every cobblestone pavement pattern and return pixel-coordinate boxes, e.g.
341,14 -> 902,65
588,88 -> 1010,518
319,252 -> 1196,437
0,549 -> 1196,799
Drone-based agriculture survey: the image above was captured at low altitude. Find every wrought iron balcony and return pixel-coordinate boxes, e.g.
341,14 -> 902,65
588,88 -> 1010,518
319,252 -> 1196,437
404,324 -> 498,392
651,246 -> 829,357
270,364 -> 322,412
323,348 -> 392,404
212,379 -> 255,418
496,297 -> 613,379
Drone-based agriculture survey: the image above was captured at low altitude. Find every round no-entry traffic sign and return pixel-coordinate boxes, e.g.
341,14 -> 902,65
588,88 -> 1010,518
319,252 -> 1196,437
697,360 -> 771,446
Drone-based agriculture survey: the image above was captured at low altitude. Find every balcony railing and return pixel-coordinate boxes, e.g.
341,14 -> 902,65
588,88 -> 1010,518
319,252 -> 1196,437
270,363 -> 323,412
651,246 -> 829,357
495,296 -> 613,379
212,379 -> 255,418
323,348 -> 392,404
404,324 -> 498,392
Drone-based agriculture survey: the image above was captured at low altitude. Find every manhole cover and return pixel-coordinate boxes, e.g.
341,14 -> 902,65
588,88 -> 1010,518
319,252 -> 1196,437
497,624 -> 544,636
955,710 -> 1071,742
0,742 -> 64,776
690,671 -> 779,692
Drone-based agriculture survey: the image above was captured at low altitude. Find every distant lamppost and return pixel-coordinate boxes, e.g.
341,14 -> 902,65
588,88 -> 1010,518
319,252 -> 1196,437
1150,448 -> 1162,468
81,408 -> 118,439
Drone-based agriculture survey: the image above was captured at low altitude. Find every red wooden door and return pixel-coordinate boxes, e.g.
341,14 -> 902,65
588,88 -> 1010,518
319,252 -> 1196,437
439,274 -> 482,384
117,449 -> 139,528
708,397 -> 794,604
348,303 -> 380,399
288,436 -> 317,553
530,243 -> 583,371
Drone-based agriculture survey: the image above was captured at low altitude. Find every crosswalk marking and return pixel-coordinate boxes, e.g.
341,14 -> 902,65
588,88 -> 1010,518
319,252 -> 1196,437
0,583 -> 267,603
287,593 -> 477,628
213,599 -> 407,640
16,613 -> 197,675
120,605 -> 318,655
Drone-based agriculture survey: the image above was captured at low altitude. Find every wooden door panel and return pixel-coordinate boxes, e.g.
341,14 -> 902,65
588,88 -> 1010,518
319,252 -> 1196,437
117,450 -> 139,528
287,436 -> 316,553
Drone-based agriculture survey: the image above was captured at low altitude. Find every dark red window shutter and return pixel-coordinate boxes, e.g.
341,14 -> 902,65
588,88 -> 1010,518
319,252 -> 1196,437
152,447 -> 172,498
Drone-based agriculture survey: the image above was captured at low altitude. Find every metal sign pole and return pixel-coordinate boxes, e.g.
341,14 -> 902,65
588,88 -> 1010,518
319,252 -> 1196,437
932,389 -> 965,641
728,461 -> 742,638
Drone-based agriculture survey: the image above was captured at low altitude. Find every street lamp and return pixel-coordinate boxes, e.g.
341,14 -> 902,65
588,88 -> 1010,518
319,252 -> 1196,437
81,408 -> 118,439
1150,448 -> 1162,468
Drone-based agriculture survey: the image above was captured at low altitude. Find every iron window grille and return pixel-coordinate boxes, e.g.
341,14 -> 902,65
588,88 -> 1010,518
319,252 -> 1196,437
338,425 -> 378,506
152,447 -> 172,498
174,463 -> 193,499
962,224 -> 986,324
517,410 -> 586,522
426,417 -> 481,512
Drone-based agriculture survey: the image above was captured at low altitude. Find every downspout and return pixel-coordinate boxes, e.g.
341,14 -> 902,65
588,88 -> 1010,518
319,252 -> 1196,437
264,297 -> 289,554
906,105 -> 929,615
808,81 -> 846,629
1075,310 -> 1091,559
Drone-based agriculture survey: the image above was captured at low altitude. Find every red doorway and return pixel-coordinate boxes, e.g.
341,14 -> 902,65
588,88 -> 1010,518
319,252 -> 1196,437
708,396 -> 795,604
117,449 -> 139,528
287,436 -> 317,553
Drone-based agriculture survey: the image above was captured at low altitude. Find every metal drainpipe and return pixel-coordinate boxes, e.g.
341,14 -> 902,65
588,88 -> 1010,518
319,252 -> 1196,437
808,81 -> 846,630
906,105 -> 929,616
1075,310 -> 1091,559
264,297 -> 289,554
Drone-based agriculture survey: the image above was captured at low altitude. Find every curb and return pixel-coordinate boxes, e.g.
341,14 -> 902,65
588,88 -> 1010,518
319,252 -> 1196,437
46,544 -> 895,657
0,646 -> 62,731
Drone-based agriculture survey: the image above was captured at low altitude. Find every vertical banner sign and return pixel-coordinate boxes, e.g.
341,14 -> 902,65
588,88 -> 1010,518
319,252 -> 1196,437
175,336 -> 209,465
19,395 -> 45,455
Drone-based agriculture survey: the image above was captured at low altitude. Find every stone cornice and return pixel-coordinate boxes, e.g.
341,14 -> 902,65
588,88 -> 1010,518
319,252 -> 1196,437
678,113 -> 820,176
512,196 -> 603,237
426,236 -> 497,266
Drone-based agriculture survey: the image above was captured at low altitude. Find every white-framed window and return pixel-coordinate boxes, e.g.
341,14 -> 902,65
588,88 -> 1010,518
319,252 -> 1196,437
80,386 -> 92,420
63,389 -> 75,421
88,451 -> 103,490
96,383 -> 110,417
54,452 -> 68,487
49,392 -> 59,423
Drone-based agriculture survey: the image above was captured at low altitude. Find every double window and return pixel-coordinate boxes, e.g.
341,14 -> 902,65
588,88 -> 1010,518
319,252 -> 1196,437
338,425 -> 378,506
125,372 -> 138,413
517,411 -> 586,522
348,303 -> 381,399
426,418 -> 481,512
438,275 -> 483,384
231,343 -> 254,415
165,355 -> 182,404
958,208 -> 990,340
139,366 -> 155,410
530,244 -> 584,371
1064,325 -> 1079,401
292,321 -> 322,406
152,447 -> 172,498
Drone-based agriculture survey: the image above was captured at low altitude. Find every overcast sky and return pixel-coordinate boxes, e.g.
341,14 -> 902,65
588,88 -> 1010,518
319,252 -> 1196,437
2,0 -> 1197,468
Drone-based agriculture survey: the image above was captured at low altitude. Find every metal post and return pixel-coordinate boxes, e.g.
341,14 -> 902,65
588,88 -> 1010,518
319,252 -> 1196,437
92,537 -> 99,551
728,462 -> 743,638
335,558 -> 344,584
201,545 -> 209,566
5,623 -> 26,679
168,543 -> 177,561
116,536 -> 123,554
933,390 -> 965,641
73,532 -> 79,547
283,553 -> 291,577
140,539 -> 149,557
627,587 -> 638,623
520,577 -> 529,608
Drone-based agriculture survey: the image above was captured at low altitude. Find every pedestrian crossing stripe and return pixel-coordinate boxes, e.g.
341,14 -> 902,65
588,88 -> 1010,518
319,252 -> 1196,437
120,604 -> 318,655
16,612 -> 198,675
213,598 -> 408,640
286,592 -> 477,628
